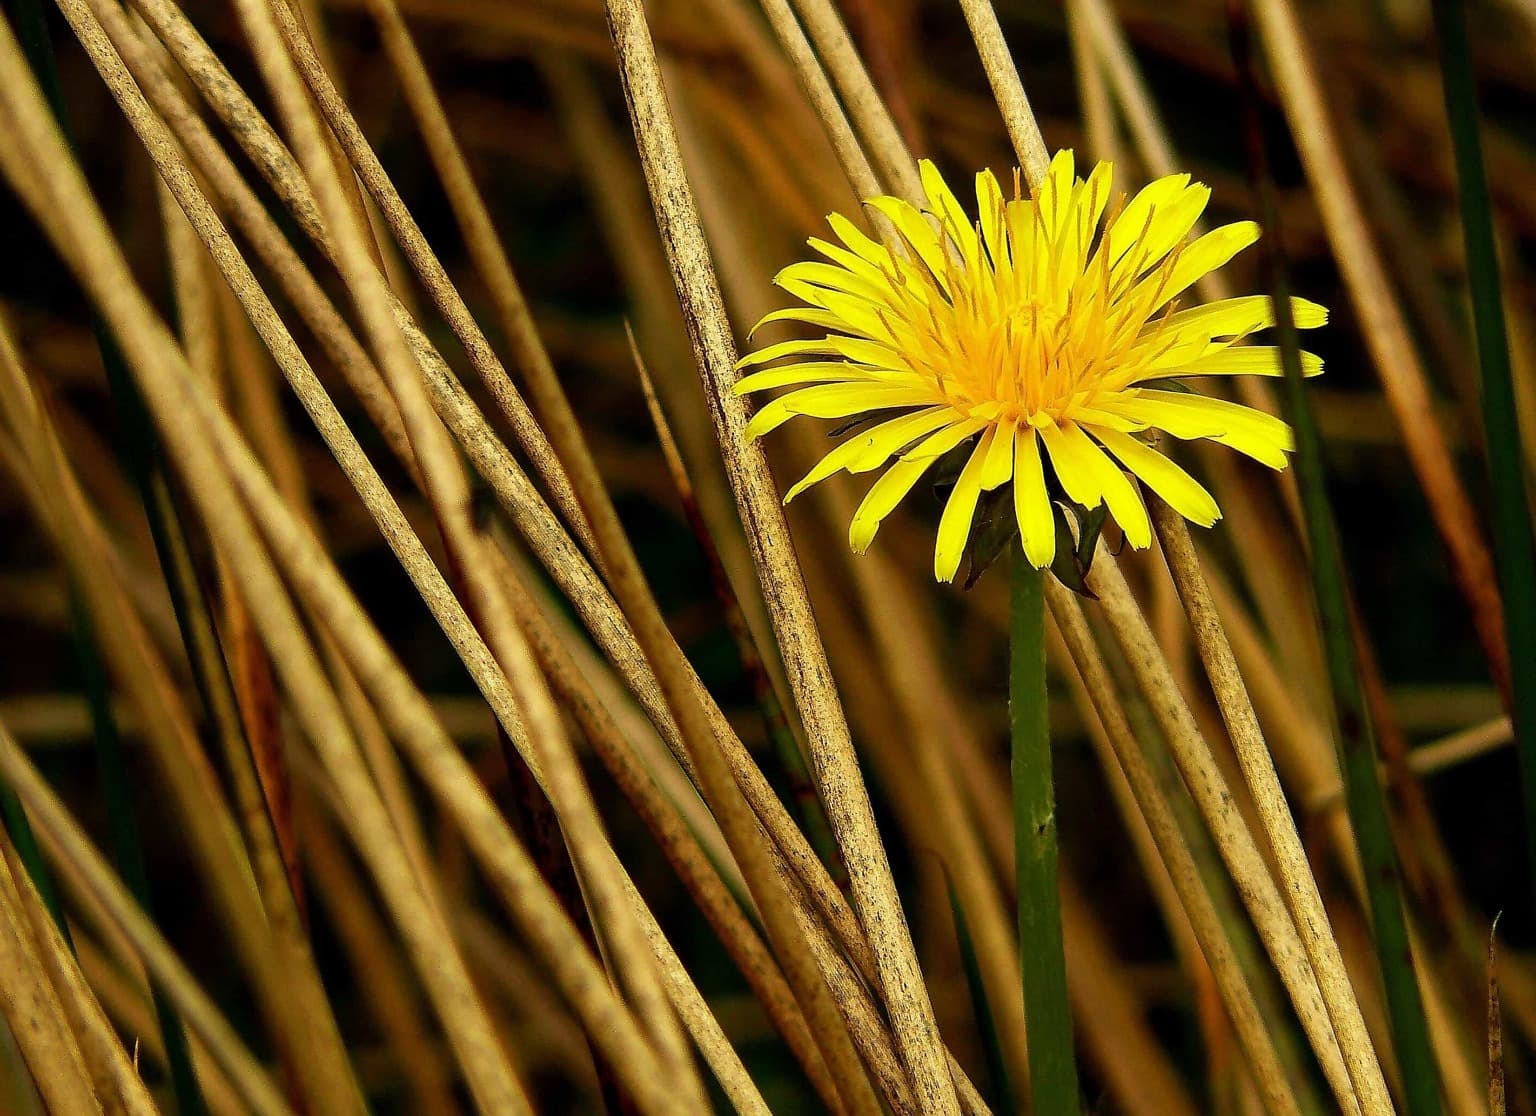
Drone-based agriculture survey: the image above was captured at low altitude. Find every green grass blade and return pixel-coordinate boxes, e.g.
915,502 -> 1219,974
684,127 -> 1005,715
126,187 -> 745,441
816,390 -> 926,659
941,861 -> 1018,1114
0,785 -> 67,943
1011,551 -> 1081,1116
1229,5 -> 1443,1114
1096,628 -> 1332,1115
1431,0 -> 1536,910
70,596 -> 206,1113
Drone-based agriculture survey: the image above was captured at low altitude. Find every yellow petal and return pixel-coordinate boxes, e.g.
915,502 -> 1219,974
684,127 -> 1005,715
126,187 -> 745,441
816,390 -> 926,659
828,335 -> 908,369
921,159 -> 981,269
777,260 -> 890,303
743,381 -> 935,439
1037,417 -> 1103,509
980,419 -> 1017,489
1139,183 -> 1210,265
737,337 -> 839,369
826,212 -> 892,267
807,236 -> 888,282
1127,221 -> 1260,317
1070,426 -> 1151,549
1094,427 -> 1220,526
1102,173 -> 1191,275
1111,391 -> 1294,468
1180,346 -> 1324,378
770,283 -> 893,342
976,169 -> 1009,273
934,428 -> 995,582
849,456 -> 932,553
784,406 -> 952,500
1064,404 -> 1141,433
734,362 -> 877,394
1013,427 -> 1056,569
902,416 -> 989,460
865,196 -> 949,287
1059,161 -> 1114,279
1156,295 -> 1327,337
748,306 -> 847,338
1035,149 -> 1077,240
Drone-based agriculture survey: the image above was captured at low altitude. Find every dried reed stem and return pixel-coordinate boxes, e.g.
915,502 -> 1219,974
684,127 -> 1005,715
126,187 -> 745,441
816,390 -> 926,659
602,1 -> 958,1109
0,725 -> 291,1116
247,0 -> 700,1100
1151,500 -> 1392,1112
0,242 -> 357,1111
1084,550 -> 1363,1115
297,809 -> 458,1116
0,818 -> 99,1116
118,8 -> 858,999
956,0 -> 1050,185
0,20 -> 528,1106
0,827 -> 157,1116
785,0 -> 924,201
1045,583 -> 1302,1116
129,0 -> 601,558
1249,0 -> 1510,705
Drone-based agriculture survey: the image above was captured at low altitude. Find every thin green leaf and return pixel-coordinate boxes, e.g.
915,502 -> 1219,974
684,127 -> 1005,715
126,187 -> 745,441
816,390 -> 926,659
1432,0 -> 1536,917
940,860 -> 1018,1114
1229,5 -> 1443,1113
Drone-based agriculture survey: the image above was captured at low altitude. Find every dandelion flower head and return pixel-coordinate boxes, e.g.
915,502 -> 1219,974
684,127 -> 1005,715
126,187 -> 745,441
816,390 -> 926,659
736,150 -> 1325,582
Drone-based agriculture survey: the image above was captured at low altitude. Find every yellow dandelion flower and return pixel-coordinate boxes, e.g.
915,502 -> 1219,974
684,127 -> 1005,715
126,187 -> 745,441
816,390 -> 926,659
736,150 -> 1326,582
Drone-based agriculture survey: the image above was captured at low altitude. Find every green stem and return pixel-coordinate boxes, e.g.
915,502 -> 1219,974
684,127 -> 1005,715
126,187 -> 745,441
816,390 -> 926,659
1229,5 -> 1442,1113
1010,550 -> 1080,1116
1432,0 -> 1536,914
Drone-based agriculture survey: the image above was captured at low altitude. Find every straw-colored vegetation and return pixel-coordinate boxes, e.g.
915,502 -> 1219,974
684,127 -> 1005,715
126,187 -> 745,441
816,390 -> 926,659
0,0 -> 1529,1113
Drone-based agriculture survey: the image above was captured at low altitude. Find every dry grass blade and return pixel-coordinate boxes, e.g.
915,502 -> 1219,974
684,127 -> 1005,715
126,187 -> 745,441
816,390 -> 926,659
80,5 -> 652,1068
0,815 -> 99,1116
1044,581 -> 1304,1116
0,18 -> 528,1107
602,1 -> 958,1110
113,8 -> 861,1010
1150,500 -> 1392,1112
1084,550 -> 1361,1114
1248,0 -> 1511,706
785,0 -> 923,201
125,0 -> 599,561
0,212 -> 359,1114
0,822 -> 156,1116
1491,916 -> 1506,1116
231,0 -> 701,1104
0,722 -> 291,1116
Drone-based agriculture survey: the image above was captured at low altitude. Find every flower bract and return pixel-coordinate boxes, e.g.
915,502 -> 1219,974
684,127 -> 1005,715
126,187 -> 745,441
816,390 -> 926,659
736,150 -> 1325,582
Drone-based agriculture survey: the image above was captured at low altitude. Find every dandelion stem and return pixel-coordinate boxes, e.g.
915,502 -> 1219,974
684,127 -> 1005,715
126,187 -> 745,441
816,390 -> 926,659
1010,548 -> 1080,1116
